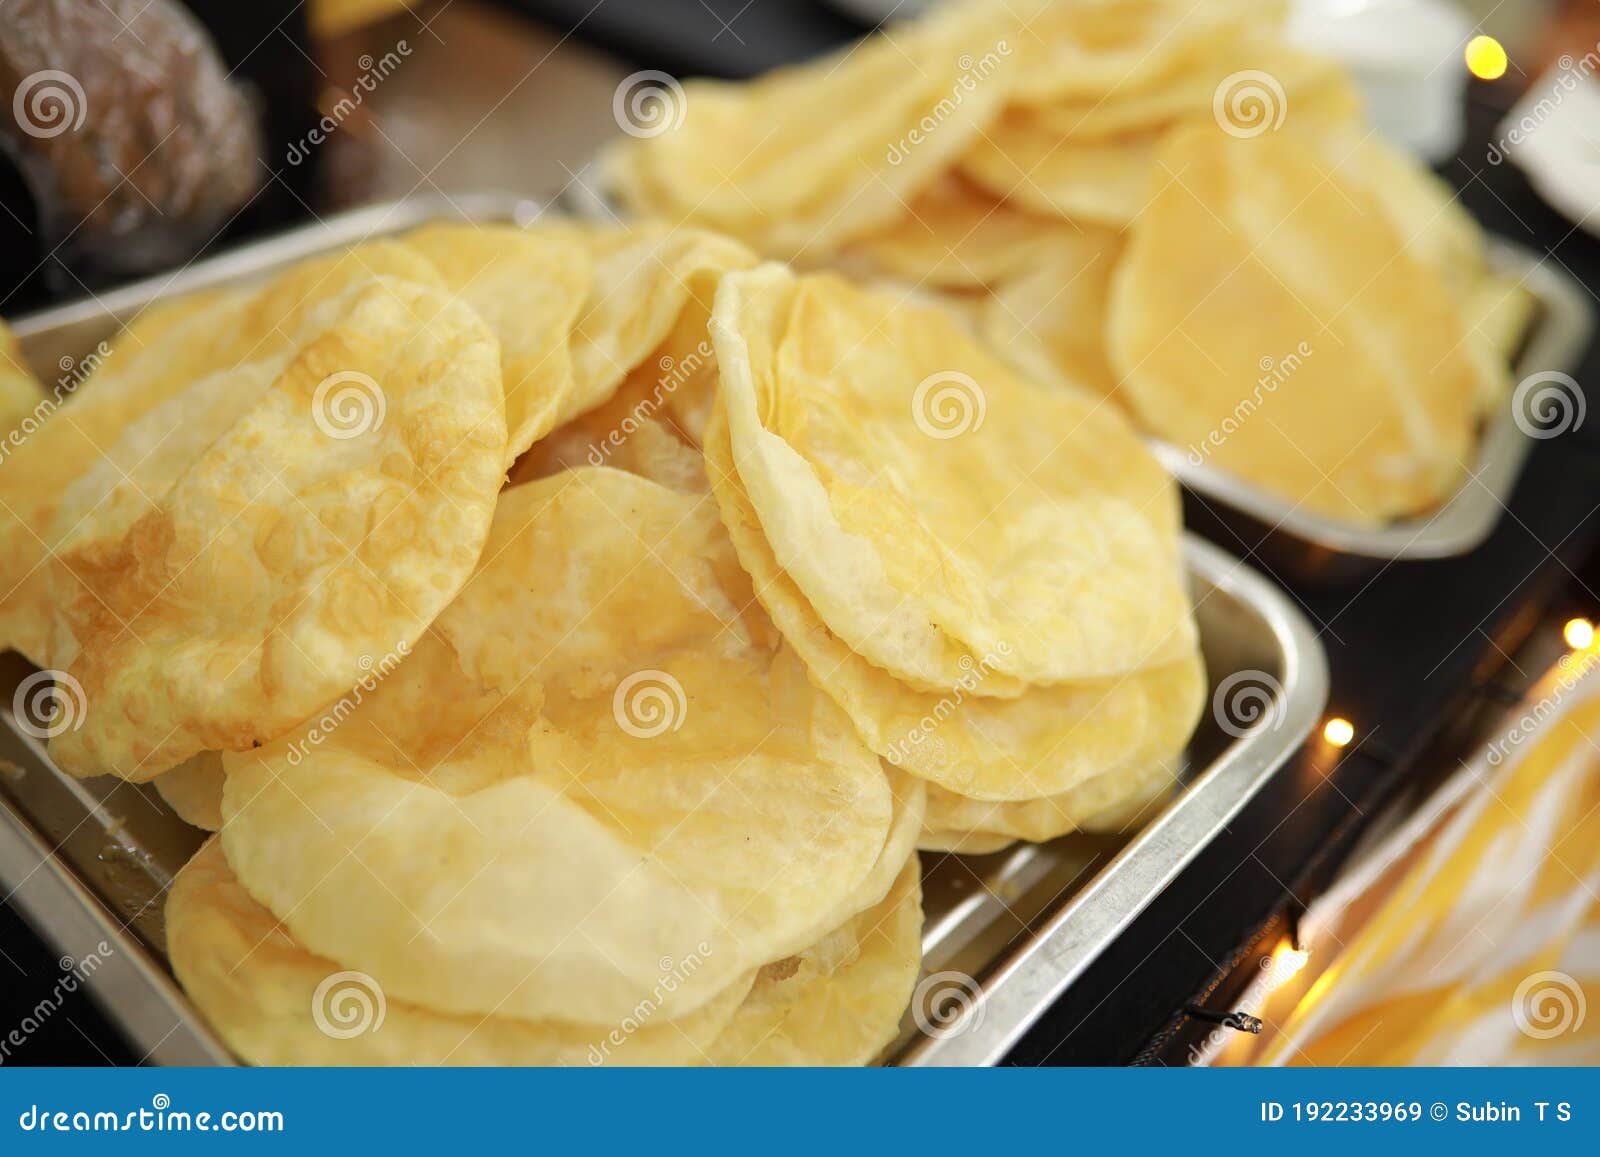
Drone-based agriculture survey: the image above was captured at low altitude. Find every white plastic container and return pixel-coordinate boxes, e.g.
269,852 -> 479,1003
1288,0 -> 1472,162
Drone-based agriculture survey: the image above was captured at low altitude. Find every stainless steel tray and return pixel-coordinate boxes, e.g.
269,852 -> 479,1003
894,535 -> 1327,1065
0,195 -> 1328,1066
1156,240 -> 1595,585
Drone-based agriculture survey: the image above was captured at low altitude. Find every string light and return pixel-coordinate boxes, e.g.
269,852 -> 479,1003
1266,942 -> 1312,990
1465,34 -> 1508,81
1323,717 -> 1354,747
1564,617 -> 1595,651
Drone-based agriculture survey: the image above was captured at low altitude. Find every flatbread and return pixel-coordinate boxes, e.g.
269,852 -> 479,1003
713,264 -> 1192,689
704,403 -> 1201,801
47,275 -> 505,779
703,858 -> 923,1066
1109,125 -> 1482,522
167,839 -> 756,1066
221,469 -> 894,1024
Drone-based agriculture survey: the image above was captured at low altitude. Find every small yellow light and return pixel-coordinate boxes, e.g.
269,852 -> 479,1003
1276,947 -> 1310,983
1465,34 -> 1508,81
1564,618 -> 1595,650
1263,939 -> 1312,990
1323,717 -> 1354,747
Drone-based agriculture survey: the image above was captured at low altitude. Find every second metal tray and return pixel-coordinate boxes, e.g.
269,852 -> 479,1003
1158,240 -> 1595,585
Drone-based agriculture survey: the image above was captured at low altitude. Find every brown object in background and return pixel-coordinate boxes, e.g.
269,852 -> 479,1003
1534,0 -> 1600,76
0,0 -> 263,282
310,0 -> 627,210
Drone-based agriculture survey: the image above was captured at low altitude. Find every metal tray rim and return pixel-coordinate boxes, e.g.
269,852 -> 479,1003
897,535 -> 1329,1066
0,776 -> 233,1065
9,192 -> 543,340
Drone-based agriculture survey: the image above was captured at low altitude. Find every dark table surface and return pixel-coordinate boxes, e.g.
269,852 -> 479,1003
3,2 -> 1599,1066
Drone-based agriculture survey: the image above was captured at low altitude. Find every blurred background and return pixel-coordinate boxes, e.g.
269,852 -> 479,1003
1,0 -> 1598,1067
3,0 -> 1597,304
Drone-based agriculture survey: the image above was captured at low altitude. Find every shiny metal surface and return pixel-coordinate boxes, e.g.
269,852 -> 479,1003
895,536 -> 1328,1066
